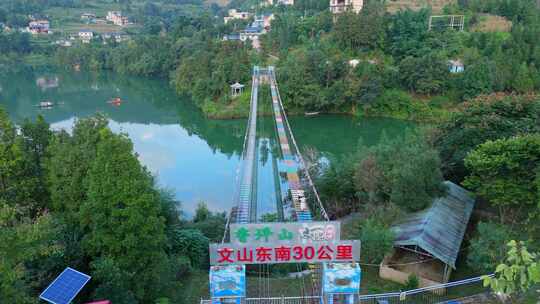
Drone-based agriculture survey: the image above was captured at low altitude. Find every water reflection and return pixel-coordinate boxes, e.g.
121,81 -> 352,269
0,70 -> 415,217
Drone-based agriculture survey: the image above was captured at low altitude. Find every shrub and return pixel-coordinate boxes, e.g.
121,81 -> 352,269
355,132 -> 447,212
369,89 -> 413,119
467,221 -> 515,273
358,218 -> 395,264
403,274 -> 419,290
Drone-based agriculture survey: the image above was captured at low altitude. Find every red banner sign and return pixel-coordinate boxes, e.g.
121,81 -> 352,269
209,241 -> 360,265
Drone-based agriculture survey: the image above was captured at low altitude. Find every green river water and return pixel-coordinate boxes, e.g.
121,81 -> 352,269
0,70 -> 415,217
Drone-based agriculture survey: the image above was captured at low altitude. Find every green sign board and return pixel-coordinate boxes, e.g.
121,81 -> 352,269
229,222 -> 340,245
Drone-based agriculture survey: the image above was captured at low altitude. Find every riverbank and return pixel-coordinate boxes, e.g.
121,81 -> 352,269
200,92 -> 455,123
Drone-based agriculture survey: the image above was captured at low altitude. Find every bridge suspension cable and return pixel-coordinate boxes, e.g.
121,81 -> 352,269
222,66 -> 260,242
269,67 -> 329,221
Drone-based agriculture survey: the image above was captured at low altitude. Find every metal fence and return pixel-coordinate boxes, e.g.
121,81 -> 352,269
355,275 -> 493,304
201,275 -> 495,304
201,296 -> 321,304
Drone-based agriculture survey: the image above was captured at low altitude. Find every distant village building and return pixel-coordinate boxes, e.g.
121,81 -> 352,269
78,30 -> 94,43
101,32 -> 129,44
54,39 -> 72,47
224,9 -> 251,24
262,0 -> 294,6
28,20 -> 50,34
106,11 -> 129,26
254,14 -> 274,32
348,58 -> 377,68
94,18 -> 107,25
223,33 -> 241,41
222,14 -> 273,50
330,0 -> 363,14
448,59 -> 464,73
81,13 -> 96,21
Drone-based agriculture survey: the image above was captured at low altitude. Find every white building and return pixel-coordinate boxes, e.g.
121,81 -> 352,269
102,32 -> 129,44
78,30 -> 94,43
330,0 -> 363,14
224,9 -> 251,24
253,14 -> 274,32
28,20 -> 50,34
263,0 -> 294,6
106,11 -> 129,26
81,13 -> 96,20
54,39 -> 72,47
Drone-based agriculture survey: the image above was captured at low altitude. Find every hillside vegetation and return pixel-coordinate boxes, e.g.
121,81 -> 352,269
386,0 -> 455,13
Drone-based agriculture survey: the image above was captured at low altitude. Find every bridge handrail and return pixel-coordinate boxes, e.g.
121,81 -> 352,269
356,274 -> 494,299
268,67 -> 329,221
223,66 -> 260,242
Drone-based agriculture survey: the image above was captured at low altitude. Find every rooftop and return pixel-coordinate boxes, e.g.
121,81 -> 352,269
224,33 -> 241,40
392,181 -> 475,269
448,59 -> 464,67
244,26 -> 262,33
230,82 -> 245,89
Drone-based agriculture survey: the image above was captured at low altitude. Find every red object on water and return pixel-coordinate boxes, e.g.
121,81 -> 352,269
85,301 -> 111,304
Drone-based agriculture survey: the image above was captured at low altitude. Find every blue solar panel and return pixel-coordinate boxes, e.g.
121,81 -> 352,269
40,267 -> 91,304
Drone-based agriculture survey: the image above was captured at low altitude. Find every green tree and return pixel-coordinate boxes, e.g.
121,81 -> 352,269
0,107 -> 24,204
456,59 -> 493,100
464,134 -> 540,220
187,210 -> 226,242
483,240 -> 540,295
356,133 -> 446,211
0,107 -> 44,213
436,95 -> 540,181
46,115 -> 108,218
398,53 -> 449,95
170,229 -> 209,268
317,155 -> 357,216
90,257 -> 138,304
512,62 -> 534,93
358,218 -> 394,263
19,115 -> 52,212
194,201 -> 210,222
0,202 -> 60,303
80,128 -> 167,301
387,8 -> 430,58
467,222 -> 515,273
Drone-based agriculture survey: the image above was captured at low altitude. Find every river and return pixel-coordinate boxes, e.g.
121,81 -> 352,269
0,70 -> 415,217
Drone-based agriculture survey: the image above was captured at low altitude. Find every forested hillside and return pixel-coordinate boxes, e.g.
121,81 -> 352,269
3,0 -> 535,119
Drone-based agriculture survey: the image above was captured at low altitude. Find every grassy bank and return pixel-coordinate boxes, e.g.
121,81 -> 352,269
200,87 -> 456,123
200,85 -> 279,119
358,90 -> 456,123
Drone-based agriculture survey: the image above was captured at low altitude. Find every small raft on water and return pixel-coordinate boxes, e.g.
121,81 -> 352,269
37,101 -> 54,108
304,111 -> 320,116
107,97 -> 123,106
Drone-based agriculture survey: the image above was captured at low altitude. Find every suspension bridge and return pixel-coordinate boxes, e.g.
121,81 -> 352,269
231,66 -> 327,225
204,66 -> 494,304
210,66 -> 349,303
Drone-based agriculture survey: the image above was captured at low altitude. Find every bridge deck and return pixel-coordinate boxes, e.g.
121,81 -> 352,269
235,66 -> 314,224
235,67 -> 260,224
268,67 -> 312,222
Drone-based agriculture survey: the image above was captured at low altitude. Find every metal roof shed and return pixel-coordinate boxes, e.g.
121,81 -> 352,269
392,181 -> 475,269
